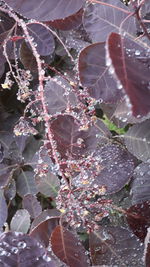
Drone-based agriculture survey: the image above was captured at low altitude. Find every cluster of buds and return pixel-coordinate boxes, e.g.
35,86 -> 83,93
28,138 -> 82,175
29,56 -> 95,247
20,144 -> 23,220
56,183 -> 112,231
16,69 -> 33,102
14,117 -> 38,136
1,71 -> 14,90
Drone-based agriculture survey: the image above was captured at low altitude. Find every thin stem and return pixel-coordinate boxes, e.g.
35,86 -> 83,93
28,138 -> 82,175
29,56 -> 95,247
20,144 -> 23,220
130,0 -> 150,41
88,0 -> 130,14
0,5 -> 70,188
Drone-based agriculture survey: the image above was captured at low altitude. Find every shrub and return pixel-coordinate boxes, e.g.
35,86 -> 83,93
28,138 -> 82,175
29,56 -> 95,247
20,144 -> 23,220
0,0 -> 149,266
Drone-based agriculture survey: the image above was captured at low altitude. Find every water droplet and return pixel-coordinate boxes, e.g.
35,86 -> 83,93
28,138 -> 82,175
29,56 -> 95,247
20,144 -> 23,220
95,246 -> 101,252
106,57 -> 112,67
43,254 -> 51,262
135,50 -> 140,56
0,250 -> 7,256
11,247 -> 18,254
18,241 -> 26,249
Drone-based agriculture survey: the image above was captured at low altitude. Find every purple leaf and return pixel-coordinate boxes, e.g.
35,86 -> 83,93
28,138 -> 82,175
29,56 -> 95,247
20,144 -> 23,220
106,32 -> 150,116
27,23 -> 55,56
22,194 -> 42,219
0,189 -> 7,229
36,172 -> 60,198
0,11 -> 15,34
5,36 -> 23,60
92,144 -> 135,193
140,0 -> 150,17
49,115 -> 100,160
14,134 -> 29,155
10,209 -> 31,233
126,201 -> 150,242
4,179 -> 16,201
5,0 -> 85,21
59,26 -> 90,53
89,226 -> 144,266
20,41 -> 37,72
0,162 -> 14,189
30,209 -> 60,231
8,141 -> 23,163
46,8 -> 83,31
124,119 -> 150,162
78,42 -> 123,103
51,225 -> 90,267
44,76 -> 77,115
114,97 -> 150,124
0,231 -> 56,266
0,59 -> 5,78
0,132 -> 15,159
22,135 -> 42,162
30,217 -> 59,247
144,227 -> 150,267
83,0 -> 136,42
131,163 -> 150,205
16,169 -> 38,197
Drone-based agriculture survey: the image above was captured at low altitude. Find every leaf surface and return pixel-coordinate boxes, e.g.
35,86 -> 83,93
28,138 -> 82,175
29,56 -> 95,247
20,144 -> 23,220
124,120 -> 150,162
50,115 -> 100,160
131,163 -> 150,205
93,144 -> 135,193
30,217 -> 59,247
79,42 -> 122,103
0,231 -> 56,266
51,225 -> 90,267
10,209 -> 31,233
0,189 -> 7,229
44,77 -> 77,115
5,0 -> 85,21
126,201 -> 150,242
46,9 -> 83,31
107,32 -> 150,116
16,169 -> 37,197
83,0 -> 136,42
27,23 -> 55,56
22,194 -> 42,219
36,172 -> 60,198
89,226 -> 144,266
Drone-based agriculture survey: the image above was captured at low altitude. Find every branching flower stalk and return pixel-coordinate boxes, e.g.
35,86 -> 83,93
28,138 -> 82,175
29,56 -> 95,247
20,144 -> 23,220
0,5 -> 71,185
0,3 -> 110,231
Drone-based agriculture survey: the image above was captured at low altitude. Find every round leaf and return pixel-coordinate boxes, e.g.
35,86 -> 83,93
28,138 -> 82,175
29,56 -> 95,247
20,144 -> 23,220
83,0 -> 136,42
30,217 -> 59,247
36,172 -> 60,198
106,32 -> 150,116
124,120 -> 150,162
22,194 -> 42,219
131,163 -> 150,205
0,231 -> 56,266
93,144 -> 135,193
50,115 -> 100,160
79,42 -> 122,103
126,201 -> 150,242
89,226 -> 144,266
51,225 -> 90,267
10,209 -> 31,233
16,169 -> 38,197
27,23 -> 55,56
5,0 -> 85,21
0,189 -> 7,229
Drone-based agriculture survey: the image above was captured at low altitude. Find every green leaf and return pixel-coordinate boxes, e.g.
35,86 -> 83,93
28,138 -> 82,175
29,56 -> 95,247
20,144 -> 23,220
102,115 -> 126,134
